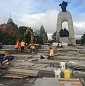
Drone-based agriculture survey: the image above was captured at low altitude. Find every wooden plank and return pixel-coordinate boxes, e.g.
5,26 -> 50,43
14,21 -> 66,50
58,82 -> 81,85
2,74 -> 28,79
28,64 -> 54,73
32,59 -> 60,64
54,56 -> 85,61
58,78 -> 80,81
73,71 -> 85,78
7,68 -> 39,77
59,84 -> 81,86
58,78 -> 82,86
12,60 -> 34,67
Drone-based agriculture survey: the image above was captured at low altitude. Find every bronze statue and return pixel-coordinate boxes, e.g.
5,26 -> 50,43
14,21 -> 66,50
59,28 -> 69,37
59,1 -> 68,12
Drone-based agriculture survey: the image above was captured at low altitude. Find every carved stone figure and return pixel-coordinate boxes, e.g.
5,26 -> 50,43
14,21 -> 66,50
59,1 -> 68,12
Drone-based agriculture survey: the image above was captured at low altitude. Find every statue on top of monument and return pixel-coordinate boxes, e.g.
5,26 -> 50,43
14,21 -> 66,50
59,1 -> 68,12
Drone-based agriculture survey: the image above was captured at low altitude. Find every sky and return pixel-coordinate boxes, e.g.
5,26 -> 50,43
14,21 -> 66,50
0,0 -> 85,40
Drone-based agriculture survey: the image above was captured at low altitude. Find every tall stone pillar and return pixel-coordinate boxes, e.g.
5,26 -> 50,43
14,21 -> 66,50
56,11 -> 76,45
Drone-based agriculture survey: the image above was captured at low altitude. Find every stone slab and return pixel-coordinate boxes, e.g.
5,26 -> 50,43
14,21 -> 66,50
34,78 -> 58,86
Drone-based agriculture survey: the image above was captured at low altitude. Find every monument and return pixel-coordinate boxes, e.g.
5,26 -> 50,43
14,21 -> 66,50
56,1 -> 76,45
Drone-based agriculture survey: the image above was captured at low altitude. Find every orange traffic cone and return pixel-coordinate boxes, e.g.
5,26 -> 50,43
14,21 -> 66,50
24,56 -> 28,61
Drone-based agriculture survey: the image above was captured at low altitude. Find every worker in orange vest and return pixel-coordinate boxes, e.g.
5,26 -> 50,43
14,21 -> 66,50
31,45 -> 35,54
48,47 -> 54,60
14,39 -> 20,52
29,44 -> 32,53
20,40 -> 25,52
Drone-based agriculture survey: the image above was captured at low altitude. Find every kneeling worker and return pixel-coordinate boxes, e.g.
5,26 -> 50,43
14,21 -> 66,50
48,47 -> 54,60
0,51 -> 15,66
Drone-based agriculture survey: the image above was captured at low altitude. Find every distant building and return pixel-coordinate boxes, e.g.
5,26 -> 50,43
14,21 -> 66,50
7,17 -> 13,24
33,25 -> 48,44
7,13 -> 14,24
7,14 -> 18,29
34,30 -> 41,35
0,14 -> 18,31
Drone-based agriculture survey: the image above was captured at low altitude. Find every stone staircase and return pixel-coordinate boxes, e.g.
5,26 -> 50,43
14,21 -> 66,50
37,46 -> 57,56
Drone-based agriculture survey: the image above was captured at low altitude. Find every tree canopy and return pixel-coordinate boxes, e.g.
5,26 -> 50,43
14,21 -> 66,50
0,22 -> 48,45
52,31 -> 56,42
81,33 -> 85,45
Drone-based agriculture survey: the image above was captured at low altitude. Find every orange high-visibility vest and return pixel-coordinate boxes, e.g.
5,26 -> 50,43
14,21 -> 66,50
49,49 -> 54,56
14,43 -> 19,49
21,42 -> 25,47
32,46 -> 35,49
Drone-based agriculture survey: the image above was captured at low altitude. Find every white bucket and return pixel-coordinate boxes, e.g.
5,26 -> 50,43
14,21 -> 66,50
60,62 -> 65,71
53,68 -> 61,78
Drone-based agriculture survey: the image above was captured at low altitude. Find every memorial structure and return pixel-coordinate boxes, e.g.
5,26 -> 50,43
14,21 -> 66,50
56,1 -> 76,45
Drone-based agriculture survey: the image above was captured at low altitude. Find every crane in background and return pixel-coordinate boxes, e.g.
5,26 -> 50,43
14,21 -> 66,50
24,27 -> 40,48
24,27 -> 33,44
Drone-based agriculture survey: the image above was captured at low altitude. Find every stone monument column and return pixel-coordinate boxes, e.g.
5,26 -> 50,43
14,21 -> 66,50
56,1 -> 76,45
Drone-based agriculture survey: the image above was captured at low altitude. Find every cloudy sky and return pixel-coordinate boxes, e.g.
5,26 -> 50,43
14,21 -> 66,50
0,0 -> 85,39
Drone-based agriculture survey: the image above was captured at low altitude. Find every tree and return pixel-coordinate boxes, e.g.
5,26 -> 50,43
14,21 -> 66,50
19,26 -> 28,41
0,30 -> 3,42
0,24 -> 22,45
40,25 -> 45,35
76,39 -> 81,45
81,33 -> 85,45
1,30 -> 21,45
19,26 -> 27,35
52,31 -> 56,41
2,31 -> 10,45
0,24 -> 34,45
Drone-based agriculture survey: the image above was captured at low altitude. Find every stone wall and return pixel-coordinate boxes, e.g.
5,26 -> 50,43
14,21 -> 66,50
59,37 -> 68,43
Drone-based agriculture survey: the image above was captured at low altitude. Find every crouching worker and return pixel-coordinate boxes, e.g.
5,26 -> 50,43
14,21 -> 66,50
14,39 -> 20,52
47,47 -> 54,60
31,45 -> 35,54
0,51 -> 15,66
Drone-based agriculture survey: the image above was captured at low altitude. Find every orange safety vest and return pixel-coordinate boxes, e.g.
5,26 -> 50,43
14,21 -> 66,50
49,49 -> 54,56
21,42 -> 25,47
32,46 -> 35,49
30,45 -> 32,49
14,43 -> 19,49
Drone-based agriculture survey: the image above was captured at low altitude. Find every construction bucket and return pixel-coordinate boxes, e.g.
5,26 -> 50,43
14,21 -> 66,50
64,69 -> 70,79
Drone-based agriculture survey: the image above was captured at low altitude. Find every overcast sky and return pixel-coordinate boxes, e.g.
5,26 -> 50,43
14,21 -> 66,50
0,0 -> 85,39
